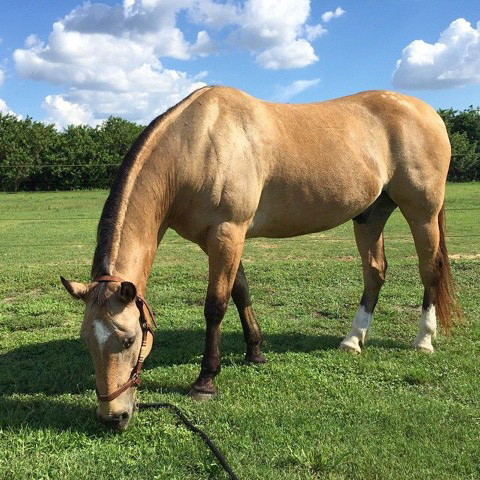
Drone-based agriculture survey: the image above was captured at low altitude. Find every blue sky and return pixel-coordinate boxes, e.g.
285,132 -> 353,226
0,0 -> 479,128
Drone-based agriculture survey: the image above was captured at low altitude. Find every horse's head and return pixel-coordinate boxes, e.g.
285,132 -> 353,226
61,276 -> 154,431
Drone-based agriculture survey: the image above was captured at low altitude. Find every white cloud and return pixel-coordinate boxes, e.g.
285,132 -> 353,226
238,0 -> 318,68
24,34 -> 41,48
43,95 -> 97,130
0,98 -> 9,113
0,68 -> 4,87
12,0 -> 337,126
14,1 -> 207,126
188,0 -> 240,28
190,31 -> 217,57
257,39 -> 318,69
239,0 -> 311,49
62,69 -> 207,125
191,0 -> 323,69
321,7 -> 345,23
0,98 -> 21,118
305,24 -> 327,41
15,22 -> 162,91
274,78 -> 321,101
393,18 -> 480,89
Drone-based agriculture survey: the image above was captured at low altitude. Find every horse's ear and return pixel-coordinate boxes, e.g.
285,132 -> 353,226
119,282 -> 137,304
60,276 -> 91,300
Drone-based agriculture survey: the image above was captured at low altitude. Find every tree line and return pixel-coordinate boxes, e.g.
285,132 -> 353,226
0,116 -> 143,191
0,106 -> 479,191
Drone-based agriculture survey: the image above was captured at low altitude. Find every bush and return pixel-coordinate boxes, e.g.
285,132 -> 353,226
0,115 -> 143,191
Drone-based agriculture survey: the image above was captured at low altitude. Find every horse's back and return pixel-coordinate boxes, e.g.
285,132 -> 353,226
169,87 -> 450,240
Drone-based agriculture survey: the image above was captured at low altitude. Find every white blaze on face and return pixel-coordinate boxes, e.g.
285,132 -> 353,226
93,318 -> 112,352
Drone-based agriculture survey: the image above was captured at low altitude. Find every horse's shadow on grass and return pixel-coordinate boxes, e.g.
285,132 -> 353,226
0,395 -> 104,435
0,328 -> 405,432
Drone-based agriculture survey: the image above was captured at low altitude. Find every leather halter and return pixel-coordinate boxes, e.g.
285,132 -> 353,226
93,275 -> 156,402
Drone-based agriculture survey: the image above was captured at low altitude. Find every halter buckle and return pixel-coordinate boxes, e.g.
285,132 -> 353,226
131,372 -> 141,387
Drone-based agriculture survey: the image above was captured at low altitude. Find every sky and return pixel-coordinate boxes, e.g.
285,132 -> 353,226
0,0 -> 479,129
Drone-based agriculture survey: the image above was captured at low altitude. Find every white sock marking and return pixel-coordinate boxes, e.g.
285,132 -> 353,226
340,305 -> 372,353
413,305 -> 436,352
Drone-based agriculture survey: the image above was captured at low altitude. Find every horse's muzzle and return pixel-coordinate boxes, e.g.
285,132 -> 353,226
98,411 -> 130,431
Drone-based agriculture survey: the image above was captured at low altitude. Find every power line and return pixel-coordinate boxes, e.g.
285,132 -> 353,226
0,206 -> 479,221
0,153 -> 478,169
0,217 -> 100,221
0,164 -> 121,168
1,234 -> 479,248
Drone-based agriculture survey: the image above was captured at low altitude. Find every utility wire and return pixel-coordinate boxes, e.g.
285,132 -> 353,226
1,234 -> 479,248
0,207 -> 479,221
0,153 -> 478,168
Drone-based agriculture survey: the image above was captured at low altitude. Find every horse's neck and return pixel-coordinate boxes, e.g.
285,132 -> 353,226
109,214 -> 168,294
93,150 -> 173,295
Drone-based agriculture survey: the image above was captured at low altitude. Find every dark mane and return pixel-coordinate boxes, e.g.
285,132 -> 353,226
91,86 -> 211,279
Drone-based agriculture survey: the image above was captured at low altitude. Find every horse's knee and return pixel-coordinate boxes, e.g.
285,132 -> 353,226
366,262 -> 387,289
204,296 -> 228,323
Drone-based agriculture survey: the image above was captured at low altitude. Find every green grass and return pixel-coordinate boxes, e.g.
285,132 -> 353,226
0,183 -> 479,480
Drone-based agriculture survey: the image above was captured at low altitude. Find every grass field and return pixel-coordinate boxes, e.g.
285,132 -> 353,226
0,183 -> 479,480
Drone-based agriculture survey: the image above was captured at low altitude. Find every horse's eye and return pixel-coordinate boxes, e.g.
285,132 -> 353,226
123,335 -> 135,349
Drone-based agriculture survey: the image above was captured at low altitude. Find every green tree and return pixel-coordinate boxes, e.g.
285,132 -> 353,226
438,107 -> 480,181
94,117 -> 144,187
0,114 -> 59,191
448,131 -> 479,181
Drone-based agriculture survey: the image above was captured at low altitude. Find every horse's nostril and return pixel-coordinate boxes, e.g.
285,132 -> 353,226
98,411 -> 130,430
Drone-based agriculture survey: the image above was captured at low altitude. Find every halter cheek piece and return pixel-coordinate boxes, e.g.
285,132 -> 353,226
93,275 -> 156,402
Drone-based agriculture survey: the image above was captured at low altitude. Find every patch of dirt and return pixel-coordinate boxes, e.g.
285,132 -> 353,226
256,243 -> 279,249
335,256 -> 356,262
406,254 -> 480,260
449,253 -> 480,260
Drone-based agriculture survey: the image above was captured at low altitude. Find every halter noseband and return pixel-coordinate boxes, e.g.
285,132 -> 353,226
93,275 -> 156,402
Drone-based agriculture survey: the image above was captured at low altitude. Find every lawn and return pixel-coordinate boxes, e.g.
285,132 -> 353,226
0,183 -> 479,479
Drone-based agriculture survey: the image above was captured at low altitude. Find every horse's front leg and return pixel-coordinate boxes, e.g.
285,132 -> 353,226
232,261 -> 266,364
189,222 -> 246,401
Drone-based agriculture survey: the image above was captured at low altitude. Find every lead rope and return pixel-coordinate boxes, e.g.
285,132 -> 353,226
137,402 -> 239,480
91,276 -> 238,479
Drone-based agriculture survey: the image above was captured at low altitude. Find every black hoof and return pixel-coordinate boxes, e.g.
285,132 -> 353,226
245,352 -> 267,364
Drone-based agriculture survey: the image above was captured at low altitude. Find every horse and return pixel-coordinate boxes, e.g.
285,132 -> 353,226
61,86 -> 458,430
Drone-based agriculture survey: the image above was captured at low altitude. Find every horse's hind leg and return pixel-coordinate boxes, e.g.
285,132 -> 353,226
340,193 -> 397,353
409,218 -> 440,352
231,262 -> 266,364
189,222 -> 246,400
403,206 -> 456,352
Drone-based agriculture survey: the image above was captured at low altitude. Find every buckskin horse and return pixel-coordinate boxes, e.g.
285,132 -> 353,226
62,86 -> 457,430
